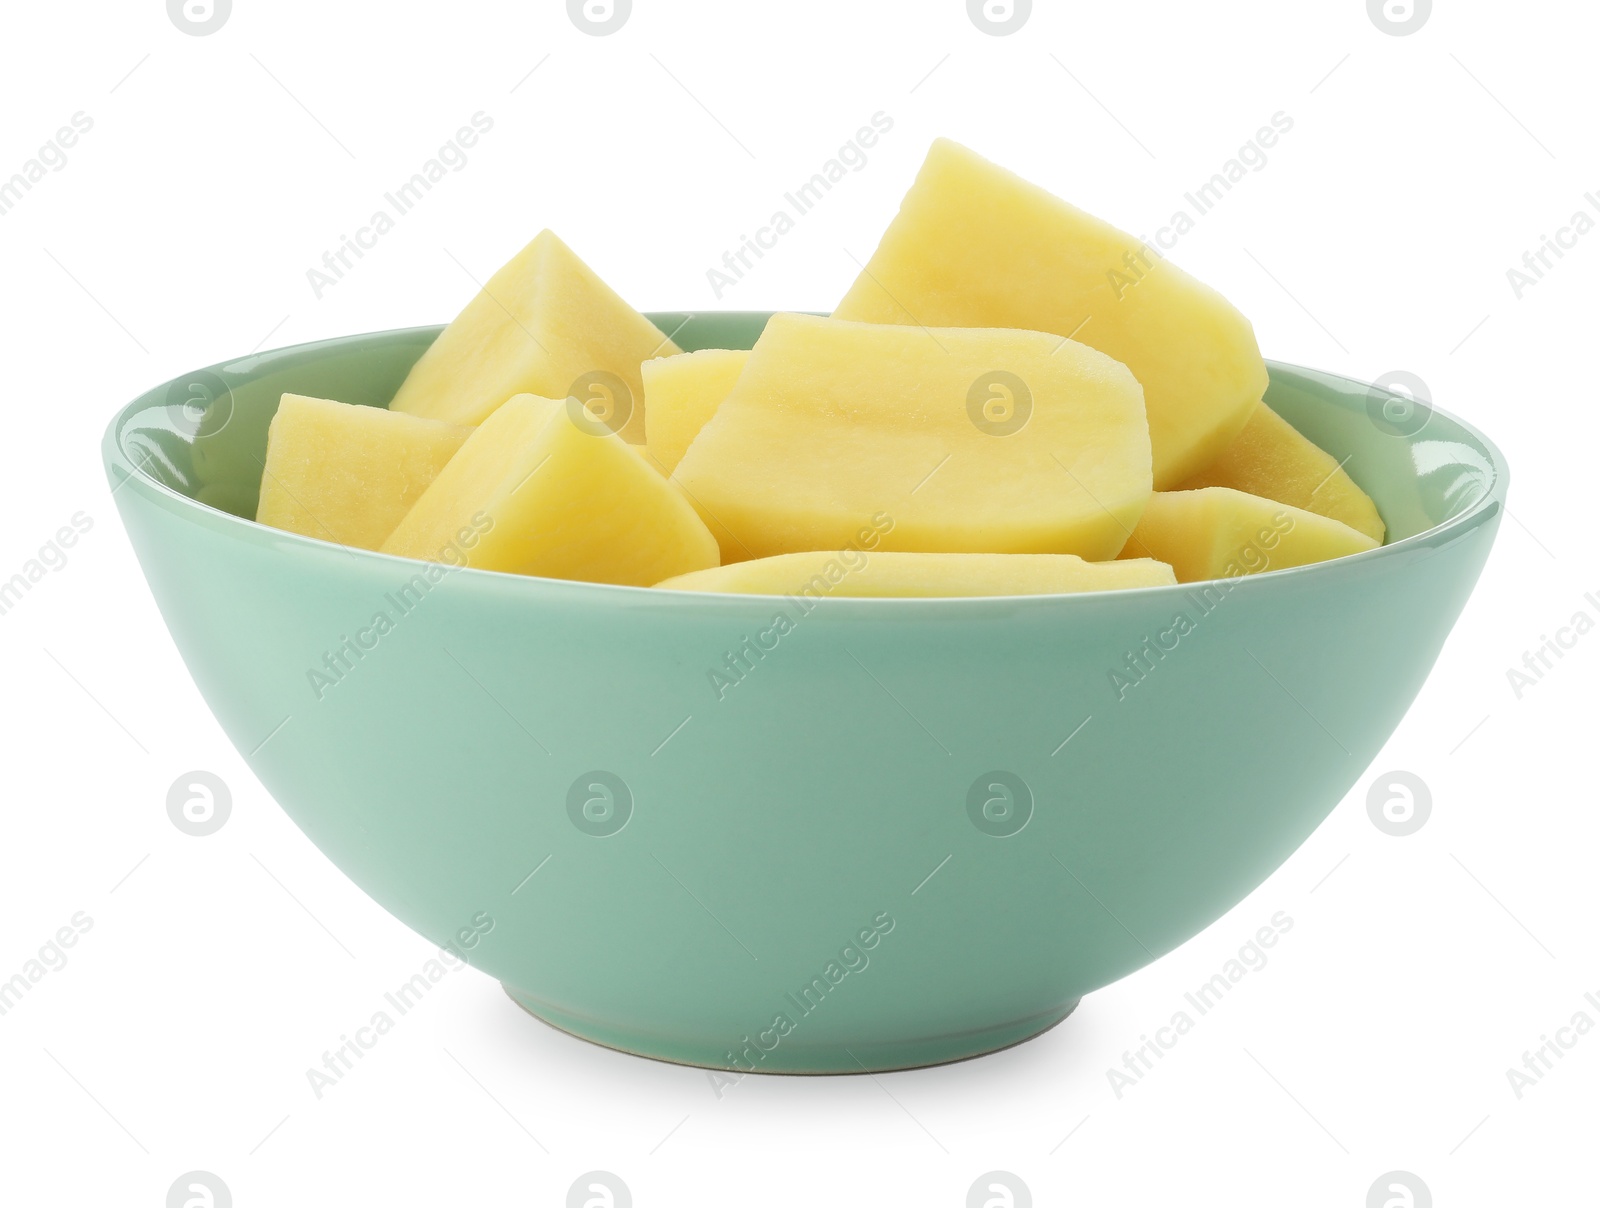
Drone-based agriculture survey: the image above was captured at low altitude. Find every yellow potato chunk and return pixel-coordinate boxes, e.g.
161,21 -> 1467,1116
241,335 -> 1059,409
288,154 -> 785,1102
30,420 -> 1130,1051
656,551 -> 1175,597
671,313 -> 1152,563
381,394 -> 719,586
643,348 -> 749,475
1176,402 -> 1386,543
255,393 -> 468,550
1120,487 -> 1378,583
388,230 -> 678,441
833,139 -> 1266,488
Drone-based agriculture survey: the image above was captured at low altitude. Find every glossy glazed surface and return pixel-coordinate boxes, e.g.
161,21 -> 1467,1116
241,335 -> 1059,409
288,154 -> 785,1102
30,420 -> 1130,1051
104,314 -> 1505,1071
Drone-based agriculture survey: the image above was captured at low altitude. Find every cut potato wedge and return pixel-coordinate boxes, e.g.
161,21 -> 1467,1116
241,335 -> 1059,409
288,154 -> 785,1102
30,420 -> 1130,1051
247,141 -> 1394,594
381,394 -> 719,585
671,313 -> 1153,563
833,139 -> 1266,488
643,348 -> 749,475
256,394 -> 468,551
656,551 -> 1176,597
1120,487 -> 1378,583
388,230 -> 677,440
1176,402 -> 1385,543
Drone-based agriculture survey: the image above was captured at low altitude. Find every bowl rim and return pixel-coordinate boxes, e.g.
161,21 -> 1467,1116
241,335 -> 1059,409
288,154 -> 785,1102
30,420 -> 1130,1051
102,320 -> 1509,609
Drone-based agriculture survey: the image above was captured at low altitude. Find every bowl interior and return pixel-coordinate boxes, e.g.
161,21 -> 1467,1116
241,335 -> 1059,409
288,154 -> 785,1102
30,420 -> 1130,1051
108,312 -> 1502,550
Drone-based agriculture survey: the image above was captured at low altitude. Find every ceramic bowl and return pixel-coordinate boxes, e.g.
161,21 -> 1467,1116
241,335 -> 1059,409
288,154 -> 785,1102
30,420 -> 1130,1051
104,313 -> 1505,1072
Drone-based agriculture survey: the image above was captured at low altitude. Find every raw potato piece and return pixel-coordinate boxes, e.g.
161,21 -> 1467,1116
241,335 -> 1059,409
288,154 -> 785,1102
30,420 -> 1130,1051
656,552 -> 1176,597
388,230 -> 678,441
381,394 -> 719,586
833,139 -> 1267,488
644,349 -> 749,474
671,314 -> 1153,563
1176,402 -> 1386,543
256,394 -> 468,550
1120,487 -> 1378,583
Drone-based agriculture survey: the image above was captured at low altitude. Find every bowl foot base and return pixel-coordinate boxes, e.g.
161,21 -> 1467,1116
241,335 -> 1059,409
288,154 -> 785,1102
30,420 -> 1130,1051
501,985 -> 1081,1074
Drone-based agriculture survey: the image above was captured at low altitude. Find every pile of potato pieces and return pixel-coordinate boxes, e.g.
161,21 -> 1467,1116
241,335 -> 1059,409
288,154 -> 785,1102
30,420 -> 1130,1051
255,139 -> 1384,598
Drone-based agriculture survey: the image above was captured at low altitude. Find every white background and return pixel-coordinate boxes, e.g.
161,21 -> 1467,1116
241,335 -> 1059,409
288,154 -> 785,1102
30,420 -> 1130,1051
0,1 -> 1594,1204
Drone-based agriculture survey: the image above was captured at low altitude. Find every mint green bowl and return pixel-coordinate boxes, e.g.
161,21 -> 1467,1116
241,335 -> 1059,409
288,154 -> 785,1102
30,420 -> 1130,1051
104,314 -> 1505,1073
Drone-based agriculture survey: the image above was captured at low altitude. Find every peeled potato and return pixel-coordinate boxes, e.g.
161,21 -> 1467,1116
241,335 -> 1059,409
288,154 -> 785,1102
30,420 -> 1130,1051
256,394 -> 468,550
643,348 -> 749,474
672,313 -> 1153,563
381,394 -> 718,586
1120,487 -> 1378,583
657,551 -> 1176,597
834,138 -> 1265,488
1176,402 -> 1385,543
262,135 -> 1394,595
388,230 -> 677,441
